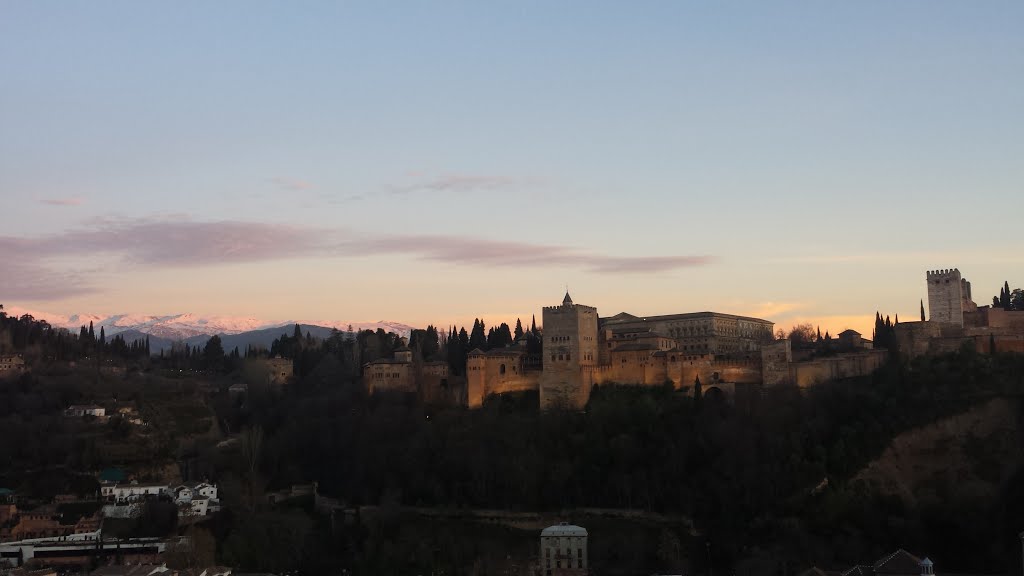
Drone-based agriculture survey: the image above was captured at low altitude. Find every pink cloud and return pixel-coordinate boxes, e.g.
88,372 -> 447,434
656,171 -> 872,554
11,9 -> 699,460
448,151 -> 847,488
348,235 -> 710,274
0,215 -> 713,301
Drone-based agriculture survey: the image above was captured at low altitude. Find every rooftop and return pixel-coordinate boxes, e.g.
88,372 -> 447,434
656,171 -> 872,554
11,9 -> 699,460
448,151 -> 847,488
541,522 -> 587,537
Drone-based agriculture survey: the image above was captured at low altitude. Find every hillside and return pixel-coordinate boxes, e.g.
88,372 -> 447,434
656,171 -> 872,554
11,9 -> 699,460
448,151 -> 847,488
852,396 -> 1023,506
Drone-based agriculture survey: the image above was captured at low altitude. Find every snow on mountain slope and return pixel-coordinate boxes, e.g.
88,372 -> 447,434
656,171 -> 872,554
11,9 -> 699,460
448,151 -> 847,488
3,306 -> 415,340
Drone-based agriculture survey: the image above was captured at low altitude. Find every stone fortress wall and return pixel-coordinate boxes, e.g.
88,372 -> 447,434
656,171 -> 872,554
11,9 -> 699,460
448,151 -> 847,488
897,268 -> 1024,357
364,292 -> 889,409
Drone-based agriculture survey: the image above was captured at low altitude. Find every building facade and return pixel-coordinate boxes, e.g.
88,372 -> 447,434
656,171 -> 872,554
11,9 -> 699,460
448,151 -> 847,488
540,523 -> 588,576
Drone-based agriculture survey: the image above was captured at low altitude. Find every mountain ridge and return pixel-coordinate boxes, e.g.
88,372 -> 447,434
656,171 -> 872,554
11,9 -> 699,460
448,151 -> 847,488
3,305 -> 416,343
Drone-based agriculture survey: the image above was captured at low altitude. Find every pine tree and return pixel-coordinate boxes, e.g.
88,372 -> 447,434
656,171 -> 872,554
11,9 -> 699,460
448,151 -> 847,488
469,319 -> 487,350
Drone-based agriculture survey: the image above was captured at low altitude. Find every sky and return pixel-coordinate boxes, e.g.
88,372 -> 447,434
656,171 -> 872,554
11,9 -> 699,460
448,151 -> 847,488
2,1 -> 1022,337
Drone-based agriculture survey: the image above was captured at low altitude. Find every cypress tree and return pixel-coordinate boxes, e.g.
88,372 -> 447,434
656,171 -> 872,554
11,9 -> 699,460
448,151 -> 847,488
1002,281 -> 1011,309
920,300 -> 926,322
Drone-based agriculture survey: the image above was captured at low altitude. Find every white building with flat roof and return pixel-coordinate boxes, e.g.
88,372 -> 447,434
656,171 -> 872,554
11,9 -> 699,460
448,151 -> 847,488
540,522 -> 588,576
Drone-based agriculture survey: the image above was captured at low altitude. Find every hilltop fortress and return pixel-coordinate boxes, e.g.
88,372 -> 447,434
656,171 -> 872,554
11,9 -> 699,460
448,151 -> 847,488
467,292 -> 886,409
896,268 -> 1024,356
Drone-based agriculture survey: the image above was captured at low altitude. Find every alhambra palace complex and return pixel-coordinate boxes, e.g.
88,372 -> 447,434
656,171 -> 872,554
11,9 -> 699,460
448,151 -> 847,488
362,268 -> 1024,409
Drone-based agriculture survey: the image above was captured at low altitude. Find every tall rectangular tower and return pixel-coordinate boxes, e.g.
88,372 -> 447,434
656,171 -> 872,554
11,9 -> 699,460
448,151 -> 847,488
538,292 -> 599,410
927,268 -> 964,326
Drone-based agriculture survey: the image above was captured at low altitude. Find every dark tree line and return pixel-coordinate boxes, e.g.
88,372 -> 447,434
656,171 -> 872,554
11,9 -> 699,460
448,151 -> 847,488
0,305 -> 150,363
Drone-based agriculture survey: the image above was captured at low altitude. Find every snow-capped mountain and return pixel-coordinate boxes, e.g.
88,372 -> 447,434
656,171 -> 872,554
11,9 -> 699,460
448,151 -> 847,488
4,306 -> 415,341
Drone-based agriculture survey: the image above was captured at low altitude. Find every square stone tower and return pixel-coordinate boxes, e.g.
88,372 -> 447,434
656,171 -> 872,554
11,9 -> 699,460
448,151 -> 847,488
926,268 -> 966,326
538,292 -> 599,410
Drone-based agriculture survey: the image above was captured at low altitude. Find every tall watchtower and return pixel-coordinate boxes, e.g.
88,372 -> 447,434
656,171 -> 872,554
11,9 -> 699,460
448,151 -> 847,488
926,268 -> 965,326
538,292 -> 599,410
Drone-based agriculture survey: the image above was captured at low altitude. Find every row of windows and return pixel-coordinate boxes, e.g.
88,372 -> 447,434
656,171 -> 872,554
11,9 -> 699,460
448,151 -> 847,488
550,353 -> 571,361
550,336 -> 571,342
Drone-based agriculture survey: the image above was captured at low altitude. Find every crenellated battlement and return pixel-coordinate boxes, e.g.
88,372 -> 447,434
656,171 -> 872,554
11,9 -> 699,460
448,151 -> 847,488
926,268 -> 960,277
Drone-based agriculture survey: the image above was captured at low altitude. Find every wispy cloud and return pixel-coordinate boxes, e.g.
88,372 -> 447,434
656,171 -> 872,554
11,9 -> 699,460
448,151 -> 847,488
345,235 -> 710,274
269,177 -> 315,191
39,197 -> 85,206
389,173 -> 520,196
1,215 -> 325,267
0,261 -> 99,301
1,216 -> 712,301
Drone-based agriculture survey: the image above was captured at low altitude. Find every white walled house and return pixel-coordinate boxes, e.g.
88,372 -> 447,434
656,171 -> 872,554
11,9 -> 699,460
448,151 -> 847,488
65,405 -> 106,418
103,483 -> 169,504
172,482 -> 219,516
540,523 -> 588,576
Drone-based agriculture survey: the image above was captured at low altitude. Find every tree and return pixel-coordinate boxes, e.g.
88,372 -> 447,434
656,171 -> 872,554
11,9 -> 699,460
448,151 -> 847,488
165,525 -> 216,571
514,318 -> 525,340
1010,288 -> 1024,311
921,299 -> 926,322
203,335 -> 225,371
469,319 -> 487,350
787,323 -> 816,347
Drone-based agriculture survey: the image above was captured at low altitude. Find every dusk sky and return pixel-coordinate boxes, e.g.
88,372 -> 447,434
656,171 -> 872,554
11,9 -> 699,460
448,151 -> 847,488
2,2 -> 1022,337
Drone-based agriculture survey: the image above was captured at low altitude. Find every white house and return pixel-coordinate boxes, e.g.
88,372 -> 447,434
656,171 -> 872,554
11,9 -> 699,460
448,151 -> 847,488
540,522 -> 588,576
103,482 -> 169,504
172,482 -> 219,516
65,405 -> 106,418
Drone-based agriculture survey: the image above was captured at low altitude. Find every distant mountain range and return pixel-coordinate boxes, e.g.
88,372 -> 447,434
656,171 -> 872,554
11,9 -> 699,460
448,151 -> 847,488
4,306 -> 416,353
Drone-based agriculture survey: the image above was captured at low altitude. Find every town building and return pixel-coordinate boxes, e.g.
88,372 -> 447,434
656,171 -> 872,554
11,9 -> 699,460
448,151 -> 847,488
171,482 -> 220,517
0,504 -> 101,544
0,355 -> 26,378
265,356 -> 293,385
540,522 -> 588,576
64,405 -> 106,418
800,548 -> 937,576
101,483 -> 169,504
362,341 -> 450,396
